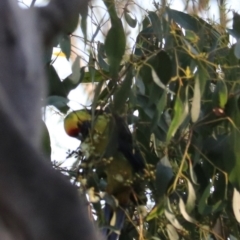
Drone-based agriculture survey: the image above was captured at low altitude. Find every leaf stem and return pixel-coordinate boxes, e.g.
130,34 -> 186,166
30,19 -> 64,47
172,130 -> 192,190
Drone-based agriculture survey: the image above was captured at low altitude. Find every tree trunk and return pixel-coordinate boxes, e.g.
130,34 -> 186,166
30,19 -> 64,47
0,0 -> 99,239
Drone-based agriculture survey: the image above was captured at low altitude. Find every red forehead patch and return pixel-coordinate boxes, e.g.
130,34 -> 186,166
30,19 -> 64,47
67,127 -> 80,137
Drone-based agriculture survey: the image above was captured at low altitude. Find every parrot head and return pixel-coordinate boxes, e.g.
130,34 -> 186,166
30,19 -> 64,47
64,110 -> 92,140
64,109 -> 112,158
64,109 -> 110,140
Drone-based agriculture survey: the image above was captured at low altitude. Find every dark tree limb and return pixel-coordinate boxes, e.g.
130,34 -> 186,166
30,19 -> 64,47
0,0 -> 99,239
37,0 -> 88,46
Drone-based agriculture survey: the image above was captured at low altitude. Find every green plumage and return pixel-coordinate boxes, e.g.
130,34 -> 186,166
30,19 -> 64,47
64,109 -> 145,240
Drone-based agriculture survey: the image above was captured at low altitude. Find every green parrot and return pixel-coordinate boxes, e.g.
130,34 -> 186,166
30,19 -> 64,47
64,109 -> 145,171
64,109 -> 145,240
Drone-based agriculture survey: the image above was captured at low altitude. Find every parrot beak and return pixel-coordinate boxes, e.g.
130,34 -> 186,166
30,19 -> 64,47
78,121 -> 91,140
77,132 -> 83,141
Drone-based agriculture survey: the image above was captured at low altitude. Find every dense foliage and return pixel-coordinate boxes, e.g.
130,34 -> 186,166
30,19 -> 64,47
44,1 -> 240,239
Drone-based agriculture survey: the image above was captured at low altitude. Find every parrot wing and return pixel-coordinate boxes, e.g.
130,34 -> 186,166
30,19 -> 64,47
101,151 -> 133,240
113,114 -> 145,172
64,109 -> 145,240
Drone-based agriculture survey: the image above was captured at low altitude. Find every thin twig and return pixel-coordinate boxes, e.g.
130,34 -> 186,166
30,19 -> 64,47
30,0 -> 37,8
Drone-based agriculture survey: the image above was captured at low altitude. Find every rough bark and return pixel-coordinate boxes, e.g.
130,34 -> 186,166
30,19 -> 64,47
0,0 -> 99,239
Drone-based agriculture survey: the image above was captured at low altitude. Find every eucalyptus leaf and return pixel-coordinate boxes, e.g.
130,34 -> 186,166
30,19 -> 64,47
156,155 -> 173,199
191,75 -> 201,122
113,65 -> 133,113
69,56 -> 81,83
233,12 -> 240,39
41,120 -> 51,161
166,224 -> 179,240
124,11 -> 137,28
232,188 -> 240,222
59,34 -> 71,59
216,79 -> 228,109
165,198 -> 184,230
186,178 -> 197,213
166,95 -> 189,143
234,38 -> 240,59
179,198 -> 197,223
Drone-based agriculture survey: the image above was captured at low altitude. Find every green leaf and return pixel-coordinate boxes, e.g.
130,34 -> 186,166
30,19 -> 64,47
46,96 -> 69,112
97,42 -> 109,72
135,74 -> 145,94
166,224 -> 179,240
167,8 -> 220,53
146,200 -> 165,221
151,91 -> 167,131
216,80 -> 228,108
227,28 -> 239,39
197,62 -> 209,96
69,56 -> 81,83
140,51 -> 172,93
167,8 -> 202,32
47,64 -> 66,97
113,65 -> 133,113
88,53 -> 96,83
166,95 -> 189,143
148,83 -> 164,108
64,12 -> 79,34
103,0 -> 126,79
79,1 -> 88,44
165,198 -> 184,230
142,15 -> 151,29
233,12 -> 240,39
62,67 -> 85,92
151,68 -> 168,90
234,38 -> 240,59
103,0 -> 118,22
46,64 -> 85,111
81,69 -> 109,83
134,26 -> 155,56
233,188 -> 240,222
222,45 -> 240,82
148,11 -> 162,40
105,18 -> 126,79
155,155 -> 173,199
59,34 -> 71,59
191,74 -> 201,122
185,178 -> 196,213
179,198 -> 197,223
44,47 -> 53,64
182,38 -> 199,55
41,120 -> 51,161
223,97 -> 240,190
228,129 -> 240,190
198,183 -> 224,215
198,184 -> 214,215
124,11 -> 137,28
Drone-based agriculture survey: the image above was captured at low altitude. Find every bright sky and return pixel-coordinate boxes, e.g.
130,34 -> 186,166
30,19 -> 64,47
20,0 -> 240,163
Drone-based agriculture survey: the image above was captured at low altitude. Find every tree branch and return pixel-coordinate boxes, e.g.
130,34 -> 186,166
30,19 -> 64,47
30,0 -> 37,8
0,0 -> 99,239
37,0 -> 89,46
